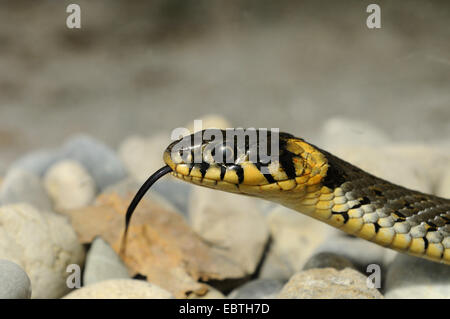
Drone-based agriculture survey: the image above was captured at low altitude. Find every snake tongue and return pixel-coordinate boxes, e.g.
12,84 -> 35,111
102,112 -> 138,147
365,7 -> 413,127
120,165 -> 172,256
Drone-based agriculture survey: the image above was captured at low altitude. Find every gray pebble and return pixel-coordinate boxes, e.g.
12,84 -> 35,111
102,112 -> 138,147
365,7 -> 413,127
0,259 -> 32,299
384,254 -> 450,298
151,177 -> 192,217
228,279 -> 285,299
0,168 -> 53,211
83,237 -> 130,286
61,135 -> 127,191
303,252 -> 356,271
10,149 -> 62,177
313,234 -> 391,271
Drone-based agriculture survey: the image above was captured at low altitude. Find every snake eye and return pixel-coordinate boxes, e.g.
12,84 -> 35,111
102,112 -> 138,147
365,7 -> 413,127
179,149 -> 193,163
213,144 -> 234,164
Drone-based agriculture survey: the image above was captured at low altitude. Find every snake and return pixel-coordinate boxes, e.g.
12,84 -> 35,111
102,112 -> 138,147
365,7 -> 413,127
122,129 -> 450,265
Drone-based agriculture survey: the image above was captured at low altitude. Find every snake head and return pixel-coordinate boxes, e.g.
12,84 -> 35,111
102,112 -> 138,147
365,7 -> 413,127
163,129 -> 329,198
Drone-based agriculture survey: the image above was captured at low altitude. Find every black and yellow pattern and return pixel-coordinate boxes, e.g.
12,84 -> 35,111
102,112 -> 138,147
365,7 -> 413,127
163,130 -> 450,265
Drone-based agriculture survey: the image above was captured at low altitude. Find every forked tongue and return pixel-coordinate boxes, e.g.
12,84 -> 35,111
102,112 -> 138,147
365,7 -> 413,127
120,165 -> 172,256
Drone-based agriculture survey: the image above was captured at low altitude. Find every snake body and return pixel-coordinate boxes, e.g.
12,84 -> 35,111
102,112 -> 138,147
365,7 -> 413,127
160,130 -> 450,265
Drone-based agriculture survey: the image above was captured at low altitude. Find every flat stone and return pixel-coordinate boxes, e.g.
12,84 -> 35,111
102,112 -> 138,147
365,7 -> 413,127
65,193 -> 245,298
384,254 -> 450,299
0,259 -> 32,299
63,279 -> 173,299
0,204 -> 85,298
83,237 -> 130,286
278,268 -> 383,299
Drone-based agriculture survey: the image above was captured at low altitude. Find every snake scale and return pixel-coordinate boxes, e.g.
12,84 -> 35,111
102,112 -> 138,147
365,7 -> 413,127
123,129 -> 450,265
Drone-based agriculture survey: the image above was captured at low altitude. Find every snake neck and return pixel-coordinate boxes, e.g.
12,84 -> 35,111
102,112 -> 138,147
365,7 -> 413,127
284,149 -> 450,265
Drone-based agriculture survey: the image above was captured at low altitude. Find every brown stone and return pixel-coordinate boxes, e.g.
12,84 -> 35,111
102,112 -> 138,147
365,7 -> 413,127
65,192 -> 244,298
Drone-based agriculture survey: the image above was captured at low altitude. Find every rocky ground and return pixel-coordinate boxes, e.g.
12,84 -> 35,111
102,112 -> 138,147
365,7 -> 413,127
0,115 -> 449,299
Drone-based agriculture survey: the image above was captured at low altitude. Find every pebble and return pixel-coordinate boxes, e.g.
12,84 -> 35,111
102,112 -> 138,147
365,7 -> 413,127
384,254 -> 450,299
0,259 -> 32,299
259,206 -> 333,280
189,186 -> 269,275
66,193 -> 245,298
313,233 -> 393,271
43,160 -> 96,212
277,268 -> 383,299
150,177 -> 192,217
83,237 -> 130,286
10,149 -> 62,177
0,168 -> 53,211
63,279 -> 174,299
303,252 -> 356,271
0,203 -> 85,298
60,135 -> 127,191
228,279 -> 284,299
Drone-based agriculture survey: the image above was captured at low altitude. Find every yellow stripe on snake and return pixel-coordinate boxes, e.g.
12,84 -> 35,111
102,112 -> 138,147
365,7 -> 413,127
122,130 -> 450,265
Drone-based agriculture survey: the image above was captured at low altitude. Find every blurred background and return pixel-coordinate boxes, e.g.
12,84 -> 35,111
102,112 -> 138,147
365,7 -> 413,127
0,0 -> 449,174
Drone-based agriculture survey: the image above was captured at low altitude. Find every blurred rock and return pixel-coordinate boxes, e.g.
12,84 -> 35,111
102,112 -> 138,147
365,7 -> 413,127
0,168 -> 53,211
61,135 -> 127,191
278,268 -> 383,299
0,204 -> 85,298
384,254 -> 450,299
63,279 -> 173,299
259,206 -> 333,280
10,149 -> 62,177
303,252 -> 355,271
65,193 -> 245,298
228,279 -> 284,299
118,133 -> 170,183
83,237 -> 130,286
313,234 -> 391,271
44,160 -> 96,211
0,259 -> 32,299
189,187 -> 269,275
